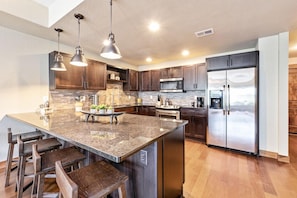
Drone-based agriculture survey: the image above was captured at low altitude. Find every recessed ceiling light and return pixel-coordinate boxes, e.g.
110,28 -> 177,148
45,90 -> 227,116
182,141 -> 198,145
182,50 -> 189,56
146,57 -> 152,62
148,21 -> 160,32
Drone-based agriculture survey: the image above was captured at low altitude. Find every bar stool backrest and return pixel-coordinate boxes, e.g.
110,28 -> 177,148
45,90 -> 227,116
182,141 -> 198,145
55,161 -> 78,198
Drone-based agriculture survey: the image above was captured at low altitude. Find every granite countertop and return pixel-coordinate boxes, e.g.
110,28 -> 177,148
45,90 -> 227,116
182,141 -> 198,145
7,110 -> 187,163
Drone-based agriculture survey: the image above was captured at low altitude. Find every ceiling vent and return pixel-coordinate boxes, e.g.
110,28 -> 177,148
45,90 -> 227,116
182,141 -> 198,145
195,28 -> 214,38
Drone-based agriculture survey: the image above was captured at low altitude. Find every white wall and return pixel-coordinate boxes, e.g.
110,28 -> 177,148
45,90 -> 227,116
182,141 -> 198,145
257,33 -> 289,157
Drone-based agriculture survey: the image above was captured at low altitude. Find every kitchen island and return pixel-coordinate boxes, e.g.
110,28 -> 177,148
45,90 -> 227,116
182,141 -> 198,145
7,109 -> 187,198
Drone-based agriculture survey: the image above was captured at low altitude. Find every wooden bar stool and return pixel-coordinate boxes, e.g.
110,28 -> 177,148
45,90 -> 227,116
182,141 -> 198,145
31,144 -> 86,197
17,136 -> 62,198
4,127 -> 44,187
55,160 -> 128,198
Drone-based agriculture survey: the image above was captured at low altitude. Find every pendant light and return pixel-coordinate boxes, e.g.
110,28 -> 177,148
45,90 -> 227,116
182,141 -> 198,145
51,28 -> 66,71
100,0 -> 122,59
70,13 -> 88,66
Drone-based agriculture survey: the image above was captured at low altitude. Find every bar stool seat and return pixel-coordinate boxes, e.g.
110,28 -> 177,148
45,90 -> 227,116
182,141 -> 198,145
17,136 -> 62,198
55,160 -> 128,198
31,144 -> 86,197
5,128 -> 44,187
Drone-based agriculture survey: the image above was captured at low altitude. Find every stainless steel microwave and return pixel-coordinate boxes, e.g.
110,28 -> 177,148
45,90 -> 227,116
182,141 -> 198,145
160,78 -> 184,93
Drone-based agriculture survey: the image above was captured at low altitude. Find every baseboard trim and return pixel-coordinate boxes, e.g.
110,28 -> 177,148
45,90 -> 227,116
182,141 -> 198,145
277,155 -> 290,163
259,150 -> 290,163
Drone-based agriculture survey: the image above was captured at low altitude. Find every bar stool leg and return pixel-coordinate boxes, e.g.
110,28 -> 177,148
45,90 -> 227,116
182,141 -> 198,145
4,141 -> 14,187
118,184 -> 127,198
16,155 -> 26,198
36,173 -> 45,198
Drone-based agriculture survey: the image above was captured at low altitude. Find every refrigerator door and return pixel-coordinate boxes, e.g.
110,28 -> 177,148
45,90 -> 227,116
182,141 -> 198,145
207,71 -> 227,147
226,68 -> 257,153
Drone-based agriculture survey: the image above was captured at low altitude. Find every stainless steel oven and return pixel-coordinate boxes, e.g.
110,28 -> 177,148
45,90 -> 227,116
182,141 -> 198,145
155,107 -> 180,120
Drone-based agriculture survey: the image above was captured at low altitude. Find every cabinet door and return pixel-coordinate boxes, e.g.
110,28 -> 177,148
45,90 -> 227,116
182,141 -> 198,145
160,68 -> 169,79
124,69 -> 139,91
181,114 -> 192,137
49,51 -> 85,90
192,116 -> 207,141
229,51 -> 258,69
196,63 -> 207,90
148,106 -> 156,116
206,55 -> 229,71
140,71 -> 151,91
183,65 -> 196,91
86,60 -> 106,90
170,66 -> 183,78
151,70 -> 160,91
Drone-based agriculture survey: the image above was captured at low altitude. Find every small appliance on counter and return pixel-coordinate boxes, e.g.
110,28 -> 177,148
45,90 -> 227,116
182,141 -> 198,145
137,98 -> 142,104
197,97 -> 205,107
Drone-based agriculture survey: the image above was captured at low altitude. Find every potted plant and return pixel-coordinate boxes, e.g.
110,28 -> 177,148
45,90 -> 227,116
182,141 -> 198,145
90,104 -> 97,113
106,105 -> 114,114
97,104 -> 106,114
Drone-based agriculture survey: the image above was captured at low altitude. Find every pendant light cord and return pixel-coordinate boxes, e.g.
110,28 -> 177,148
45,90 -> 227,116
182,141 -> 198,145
78,17 -> 81,47
110,0 -> 113,34
57,31 -> 60,54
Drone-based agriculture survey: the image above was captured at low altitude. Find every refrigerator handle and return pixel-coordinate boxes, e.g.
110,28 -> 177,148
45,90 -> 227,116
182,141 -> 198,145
227,84 -> 230,115
223,85 -> 226,115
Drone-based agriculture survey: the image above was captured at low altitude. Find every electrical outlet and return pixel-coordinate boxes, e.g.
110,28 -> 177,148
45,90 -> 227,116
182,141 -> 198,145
140,150 -> 147,165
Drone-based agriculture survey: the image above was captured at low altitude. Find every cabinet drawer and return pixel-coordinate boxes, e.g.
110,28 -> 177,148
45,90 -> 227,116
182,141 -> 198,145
180,108 -> 207,116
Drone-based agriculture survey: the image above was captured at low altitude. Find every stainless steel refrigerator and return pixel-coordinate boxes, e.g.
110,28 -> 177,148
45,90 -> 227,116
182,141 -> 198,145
207,67 -> 258,154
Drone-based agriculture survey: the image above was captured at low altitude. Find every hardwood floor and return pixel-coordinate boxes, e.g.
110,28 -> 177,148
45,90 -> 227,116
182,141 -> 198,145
183,134 -> 297,198
0,135 -> 296,198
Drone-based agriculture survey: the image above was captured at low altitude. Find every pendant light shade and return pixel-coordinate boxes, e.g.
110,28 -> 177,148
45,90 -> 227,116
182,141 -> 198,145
51,28 -> 66,71
71,13 -> 88,67
100,0 -> 121,59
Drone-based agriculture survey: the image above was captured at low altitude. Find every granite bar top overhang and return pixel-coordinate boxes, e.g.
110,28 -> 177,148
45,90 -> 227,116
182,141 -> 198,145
7,110 -> 187,163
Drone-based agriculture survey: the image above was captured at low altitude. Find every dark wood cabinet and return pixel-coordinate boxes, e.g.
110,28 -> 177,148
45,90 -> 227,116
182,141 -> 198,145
49,51 -> 106,90
139,71 -> 151,91
183,63 -> 206,91
114,106 -> 138,114
180,108 -> 207,142
49,51 -> 84,90
85,60 -> 106,90
138,106 -> 156,116
160,66 -> 183,79
151,70 -> 160,91
139,70 -> 160,91
206,51 -> 259,71
124,69 -> 138,91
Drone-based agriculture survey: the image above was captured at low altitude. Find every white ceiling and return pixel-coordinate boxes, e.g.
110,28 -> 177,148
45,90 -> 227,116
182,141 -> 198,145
1,0 -> 297,66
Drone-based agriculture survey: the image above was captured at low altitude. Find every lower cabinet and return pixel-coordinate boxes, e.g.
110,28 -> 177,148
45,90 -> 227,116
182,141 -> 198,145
114,106 -> 138,114
138,106 -> 156,116
180,108 -> 207,142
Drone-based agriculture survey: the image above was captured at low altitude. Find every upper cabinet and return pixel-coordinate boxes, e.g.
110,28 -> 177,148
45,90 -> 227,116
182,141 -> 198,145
123,69 -> 138,91
183,63 -> 206,91
85,59 -> 106,90
206,51 -> 259,71
139,69 -> 160,91
160,66 -> 183,79
49,51 -> 106,90
151,70 -> 160,91
139,70 -> 151,91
